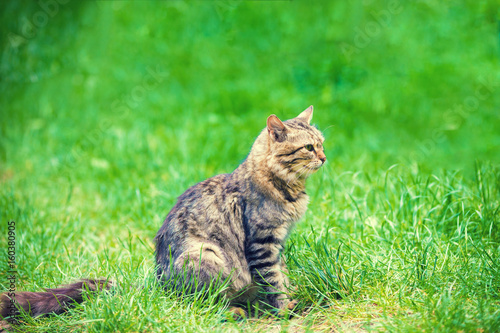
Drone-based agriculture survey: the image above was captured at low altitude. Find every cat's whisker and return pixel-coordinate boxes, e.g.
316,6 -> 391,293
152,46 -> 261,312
321,124 -> 335,133
287,163 -> 311,186
289,161 -> 316,186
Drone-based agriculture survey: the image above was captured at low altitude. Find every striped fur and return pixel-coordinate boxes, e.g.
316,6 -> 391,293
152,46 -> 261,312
155,105 -> 326,310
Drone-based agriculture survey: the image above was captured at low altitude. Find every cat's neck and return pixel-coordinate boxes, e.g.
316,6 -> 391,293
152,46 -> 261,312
233,151 -> 307,203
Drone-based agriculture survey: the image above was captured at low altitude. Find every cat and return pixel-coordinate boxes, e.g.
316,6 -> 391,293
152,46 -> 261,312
0,106 -> 326,325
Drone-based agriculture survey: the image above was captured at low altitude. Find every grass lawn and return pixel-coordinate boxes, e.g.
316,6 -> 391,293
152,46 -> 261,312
1,1 -> 499,332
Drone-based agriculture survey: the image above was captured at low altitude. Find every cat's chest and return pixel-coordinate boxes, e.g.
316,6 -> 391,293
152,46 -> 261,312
248,192 -> 309,225
283,194 -> 309,221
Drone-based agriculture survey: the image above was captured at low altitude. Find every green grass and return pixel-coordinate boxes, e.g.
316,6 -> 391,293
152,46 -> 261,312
1,0 -> 499,332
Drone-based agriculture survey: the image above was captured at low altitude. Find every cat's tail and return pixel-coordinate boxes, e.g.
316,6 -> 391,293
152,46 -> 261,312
0,279 -> 111,325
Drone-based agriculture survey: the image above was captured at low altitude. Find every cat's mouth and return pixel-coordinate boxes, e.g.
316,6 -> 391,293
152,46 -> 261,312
305,163 -> 323,171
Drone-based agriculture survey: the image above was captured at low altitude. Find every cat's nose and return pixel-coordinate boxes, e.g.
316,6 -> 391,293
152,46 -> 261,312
318,151 -> 326,164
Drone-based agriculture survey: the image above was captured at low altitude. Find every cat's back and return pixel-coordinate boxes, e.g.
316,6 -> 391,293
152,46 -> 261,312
174,173 -> 233,212
155,173 -> 245,251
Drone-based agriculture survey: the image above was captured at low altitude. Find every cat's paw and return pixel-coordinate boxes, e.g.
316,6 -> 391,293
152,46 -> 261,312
224,306 -> 247,321
286,299 -> 299,311
275,299 -> 300,318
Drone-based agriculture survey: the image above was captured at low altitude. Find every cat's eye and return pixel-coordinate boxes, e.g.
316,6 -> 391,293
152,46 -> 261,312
305,144 -> 314,151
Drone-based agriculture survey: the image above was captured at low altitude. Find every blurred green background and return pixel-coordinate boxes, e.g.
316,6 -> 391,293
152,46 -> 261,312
1,0 -> 499,178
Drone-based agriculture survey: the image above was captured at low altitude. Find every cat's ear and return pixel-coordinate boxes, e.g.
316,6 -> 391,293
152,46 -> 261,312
267,115 -> 287,142
297,105 -> 313,124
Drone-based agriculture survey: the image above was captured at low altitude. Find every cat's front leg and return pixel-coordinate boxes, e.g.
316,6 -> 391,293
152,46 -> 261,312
260,266 -> 289,310
248,248 -> 293,311
278,257 -> 299,313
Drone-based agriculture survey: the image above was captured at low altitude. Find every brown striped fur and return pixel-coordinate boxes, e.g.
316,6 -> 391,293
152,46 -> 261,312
0,106 -> 325,325
155,105 -> 326,311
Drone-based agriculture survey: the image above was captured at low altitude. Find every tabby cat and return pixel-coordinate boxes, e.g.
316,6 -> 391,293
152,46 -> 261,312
0,106 -> 325,325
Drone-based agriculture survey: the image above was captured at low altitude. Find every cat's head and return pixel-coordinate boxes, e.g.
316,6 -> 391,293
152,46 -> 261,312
257,106 -> 326,182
